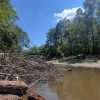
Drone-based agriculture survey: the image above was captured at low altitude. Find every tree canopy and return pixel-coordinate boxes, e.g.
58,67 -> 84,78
0,0 -> 30,52
44,0 -> 100,58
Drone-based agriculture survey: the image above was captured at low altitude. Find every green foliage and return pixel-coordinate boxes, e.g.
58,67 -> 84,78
45,0 -> 100,58
0,0 -> 30,52
0,0 -> 18,24
29,45 -> 46,55
29,46 -> 39,54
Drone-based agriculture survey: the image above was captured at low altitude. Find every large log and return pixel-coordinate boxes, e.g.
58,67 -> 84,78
0,81 -> 28,96
0,95 -> 21,100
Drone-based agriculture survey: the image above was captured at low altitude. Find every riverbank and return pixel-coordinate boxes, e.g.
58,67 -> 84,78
48,55 -> 100,69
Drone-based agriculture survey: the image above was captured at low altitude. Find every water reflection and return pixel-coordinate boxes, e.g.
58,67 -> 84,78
32,68 -> 100,100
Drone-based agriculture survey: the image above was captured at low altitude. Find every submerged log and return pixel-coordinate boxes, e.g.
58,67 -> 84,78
0,81 -> 28,96
67,68 -> 72,71
28,93 -> 46,100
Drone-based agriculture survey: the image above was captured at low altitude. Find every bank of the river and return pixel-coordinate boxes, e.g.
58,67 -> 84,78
48,61 -> 100,68
47,55 -> 100,69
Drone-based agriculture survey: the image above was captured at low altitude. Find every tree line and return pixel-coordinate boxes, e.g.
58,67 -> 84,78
0,0 -> 30,52
30,0 -> 100,58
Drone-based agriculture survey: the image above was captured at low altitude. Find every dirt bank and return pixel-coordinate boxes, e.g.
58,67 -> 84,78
48,55 -> 100,69
49,61 -> 100,69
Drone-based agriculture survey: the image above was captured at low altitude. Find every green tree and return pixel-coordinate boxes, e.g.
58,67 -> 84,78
44,0 -> 100,58
29,46 -> 39,54
0,0 -> 30,52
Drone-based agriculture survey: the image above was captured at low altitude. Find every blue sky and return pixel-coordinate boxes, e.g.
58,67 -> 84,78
11,0 -> 84,47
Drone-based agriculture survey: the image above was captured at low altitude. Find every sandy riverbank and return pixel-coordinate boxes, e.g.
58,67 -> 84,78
49,61 -> 100,68
48,55 -> 100,69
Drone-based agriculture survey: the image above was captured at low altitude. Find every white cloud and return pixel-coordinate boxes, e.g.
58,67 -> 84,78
54,7 -> 83,21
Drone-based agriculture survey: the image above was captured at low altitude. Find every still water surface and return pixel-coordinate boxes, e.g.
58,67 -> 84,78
31,68 -> 100,100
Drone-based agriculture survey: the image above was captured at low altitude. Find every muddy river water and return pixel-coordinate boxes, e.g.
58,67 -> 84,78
31,68 -> 100,100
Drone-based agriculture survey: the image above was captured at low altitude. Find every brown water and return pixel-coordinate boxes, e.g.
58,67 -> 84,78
31,68 -> 100,100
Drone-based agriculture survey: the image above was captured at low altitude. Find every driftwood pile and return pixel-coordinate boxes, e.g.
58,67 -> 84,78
0,53 -> 60,84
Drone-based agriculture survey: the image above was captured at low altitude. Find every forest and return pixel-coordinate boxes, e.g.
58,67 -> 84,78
0,0 -> 100,58
30,0 -> 100,58
45,0 -> 100,58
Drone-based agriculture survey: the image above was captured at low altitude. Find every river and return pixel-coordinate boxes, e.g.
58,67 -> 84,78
30,68 -> 100,100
